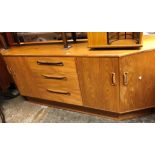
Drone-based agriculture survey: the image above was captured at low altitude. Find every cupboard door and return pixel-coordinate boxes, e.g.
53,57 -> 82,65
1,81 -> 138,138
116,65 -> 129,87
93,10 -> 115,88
4,57 -> 41,98
76,57 -> 119,112
120,51 -> 155,112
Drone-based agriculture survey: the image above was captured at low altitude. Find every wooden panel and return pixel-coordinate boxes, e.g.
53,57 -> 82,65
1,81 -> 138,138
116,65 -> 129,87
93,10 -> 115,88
87,32 -> 107,47
36,85 -> 82,105
76,57 -> 119,112
139,32 -> 143,44
119,50 -> 155,112
31,72 -> 79,91
26,57 -> 77,76
4,57 -> 41,98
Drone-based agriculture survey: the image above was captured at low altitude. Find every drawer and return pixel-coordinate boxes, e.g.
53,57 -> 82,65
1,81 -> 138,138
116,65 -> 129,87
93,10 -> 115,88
32,72 -> 79,90
37,84 -> 82,105
25,57 -> 77,76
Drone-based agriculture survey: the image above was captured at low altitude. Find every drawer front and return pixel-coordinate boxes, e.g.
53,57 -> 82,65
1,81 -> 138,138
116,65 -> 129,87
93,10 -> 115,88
25,57 -> 82,105
26,57 -> 76,76
37,85 -> 82,105
32,72 -> 79,90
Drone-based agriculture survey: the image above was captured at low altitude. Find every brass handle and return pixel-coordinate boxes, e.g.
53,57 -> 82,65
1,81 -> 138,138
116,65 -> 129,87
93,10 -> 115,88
47,89 -> 70,95
111,72 -> 116,85
42,74 -> 67,80
123,72 -> 128,85
37,60 -> 63,66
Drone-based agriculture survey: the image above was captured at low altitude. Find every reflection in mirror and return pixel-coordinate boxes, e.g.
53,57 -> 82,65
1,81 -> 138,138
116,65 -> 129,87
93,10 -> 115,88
14,32 -> 87,43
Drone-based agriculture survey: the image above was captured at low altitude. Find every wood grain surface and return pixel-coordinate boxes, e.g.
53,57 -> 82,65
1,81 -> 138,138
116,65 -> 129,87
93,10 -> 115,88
119,50 -> 155,112
76,57 -> 119,112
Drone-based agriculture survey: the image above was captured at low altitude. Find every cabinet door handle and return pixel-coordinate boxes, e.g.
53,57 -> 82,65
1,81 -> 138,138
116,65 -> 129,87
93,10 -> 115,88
42,74 -> 67,80
37,60 -> 64,66
47,89 -> 71,95
123,72 -> 128,85
111,72 -> 116,85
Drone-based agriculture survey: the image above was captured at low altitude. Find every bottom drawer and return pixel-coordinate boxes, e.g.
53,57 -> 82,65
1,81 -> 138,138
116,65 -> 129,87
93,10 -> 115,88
38,87 -> 82,106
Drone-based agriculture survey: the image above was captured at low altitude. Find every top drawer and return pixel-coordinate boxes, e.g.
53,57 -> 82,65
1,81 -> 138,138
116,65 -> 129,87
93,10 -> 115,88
26,57 -> 76,75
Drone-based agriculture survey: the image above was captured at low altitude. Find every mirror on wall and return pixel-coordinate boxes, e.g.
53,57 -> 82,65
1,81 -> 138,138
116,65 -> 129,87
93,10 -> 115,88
12,32 -> 87,43
2,32 -> 87,48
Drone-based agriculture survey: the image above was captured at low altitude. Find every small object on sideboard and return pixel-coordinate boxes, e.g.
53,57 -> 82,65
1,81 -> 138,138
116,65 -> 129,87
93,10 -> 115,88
87,32 -> 143,49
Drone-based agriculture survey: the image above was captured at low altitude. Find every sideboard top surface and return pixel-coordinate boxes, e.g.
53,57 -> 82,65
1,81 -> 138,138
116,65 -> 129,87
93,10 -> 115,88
1,34 -> 155,57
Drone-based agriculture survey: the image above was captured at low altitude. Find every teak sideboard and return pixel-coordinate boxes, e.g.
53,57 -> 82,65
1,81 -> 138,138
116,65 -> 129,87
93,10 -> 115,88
1,35 -> 155,119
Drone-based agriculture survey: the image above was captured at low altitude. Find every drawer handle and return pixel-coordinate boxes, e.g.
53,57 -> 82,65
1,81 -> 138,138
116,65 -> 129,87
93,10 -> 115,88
123,72 -> 128,85
111,72 -> 116,86
42,74 -> 67,80
37,60 -> 64,66
47,89 -> 71,95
